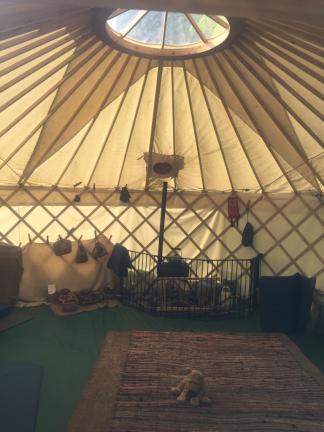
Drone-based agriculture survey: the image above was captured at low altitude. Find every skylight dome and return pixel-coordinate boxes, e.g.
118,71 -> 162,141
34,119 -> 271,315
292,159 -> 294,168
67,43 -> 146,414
105,10 -> 231,57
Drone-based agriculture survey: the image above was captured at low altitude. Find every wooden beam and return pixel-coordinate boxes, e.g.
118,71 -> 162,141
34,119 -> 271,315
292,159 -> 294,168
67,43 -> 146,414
85,56 -> 141,186
197,57 -> 262,192
207,15 -> 230,29
182,60 -> 207,191
161,11 -> 168,49
185,13 -> 206,42
20,50 -> 122,184
3,0 -> 324,23
241,30 -> 324,101
212,54 -> 297,193
0,43 -> 108,173
121,10 -> 148,38
117,60 -> 152,188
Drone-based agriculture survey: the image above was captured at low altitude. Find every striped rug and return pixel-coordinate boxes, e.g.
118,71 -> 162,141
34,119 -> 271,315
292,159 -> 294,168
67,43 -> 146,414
68,331 -> 324,432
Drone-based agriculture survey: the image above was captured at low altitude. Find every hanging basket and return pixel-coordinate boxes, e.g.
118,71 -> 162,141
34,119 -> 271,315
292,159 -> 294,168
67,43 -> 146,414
75,239 -> 88,263
53,236 -> 72,256
91,233 -> 108,260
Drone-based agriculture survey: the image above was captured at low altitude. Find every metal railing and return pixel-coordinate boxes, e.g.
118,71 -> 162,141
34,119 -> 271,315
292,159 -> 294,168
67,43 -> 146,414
121,251 -> 262,318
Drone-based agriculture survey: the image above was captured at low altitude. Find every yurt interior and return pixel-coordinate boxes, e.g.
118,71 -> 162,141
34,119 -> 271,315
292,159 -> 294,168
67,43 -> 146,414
0,0 -> 324,431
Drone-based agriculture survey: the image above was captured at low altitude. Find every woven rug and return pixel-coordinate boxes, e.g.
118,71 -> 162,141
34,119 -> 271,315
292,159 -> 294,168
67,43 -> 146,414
68,331 -> 324,432
49,299 -> 121,316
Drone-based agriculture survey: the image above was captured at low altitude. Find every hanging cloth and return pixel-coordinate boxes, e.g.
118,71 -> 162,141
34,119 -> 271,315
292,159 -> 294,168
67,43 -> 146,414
242,200 -> 254,247
107,244 -> 133,277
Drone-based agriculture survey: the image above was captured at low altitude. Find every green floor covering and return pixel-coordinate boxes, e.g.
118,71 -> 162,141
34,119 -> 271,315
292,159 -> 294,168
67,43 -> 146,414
0,306 -> 323,432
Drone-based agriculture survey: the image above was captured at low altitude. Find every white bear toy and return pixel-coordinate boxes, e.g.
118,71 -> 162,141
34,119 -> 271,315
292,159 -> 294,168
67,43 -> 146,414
171,368 -> 211,407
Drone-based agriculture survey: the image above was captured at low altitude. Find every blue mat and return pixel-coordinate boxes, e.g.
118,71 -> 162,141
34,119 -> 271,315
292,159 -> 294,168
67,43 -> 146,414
0,364 -> 43,432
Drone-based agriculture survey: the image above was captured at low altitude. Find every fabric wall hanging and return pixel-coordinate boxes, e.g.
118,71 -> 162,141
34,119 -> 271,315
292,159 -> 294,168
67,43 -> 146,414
228,195 -> 240,227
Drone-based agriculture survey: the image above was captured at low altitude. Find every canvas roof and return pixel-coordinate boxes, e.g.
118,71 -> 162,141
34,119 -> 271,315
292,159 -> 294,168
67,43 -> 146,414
0,1 -> 323,195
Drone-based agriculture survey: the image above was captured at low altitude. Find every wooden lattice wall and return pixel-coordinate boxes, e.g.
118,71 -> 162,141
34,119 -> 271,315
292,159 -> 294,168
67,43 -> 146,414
0,187 -> 323,290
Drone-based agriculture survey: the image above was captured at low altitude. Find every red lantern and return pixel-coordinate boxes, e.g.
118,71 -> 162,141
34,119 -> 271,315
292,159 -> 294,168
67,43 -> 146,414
228,195 -> 240,227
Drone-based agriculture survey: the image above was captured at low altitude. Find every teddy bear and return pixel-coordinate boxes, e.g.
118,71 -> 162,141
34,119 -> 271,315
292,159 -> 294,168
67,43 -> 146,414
171,368 -> 211,407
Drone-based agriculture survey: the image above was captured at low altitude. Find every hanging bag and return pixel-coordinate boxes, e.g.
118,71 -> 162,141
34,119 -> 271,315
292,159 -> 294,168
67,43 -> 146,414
91,232 -> 107,260
242,201 -> 254,247
75,236 -> 88,264
242,222 -> 254,247
53,236 -> 72,256
120,185 -> 131,203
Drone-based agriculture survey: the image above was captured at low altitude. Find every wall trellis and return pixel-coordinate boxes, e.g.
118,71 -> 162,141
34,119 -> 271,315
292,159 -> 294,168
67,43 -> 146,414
0,186 -> 323,290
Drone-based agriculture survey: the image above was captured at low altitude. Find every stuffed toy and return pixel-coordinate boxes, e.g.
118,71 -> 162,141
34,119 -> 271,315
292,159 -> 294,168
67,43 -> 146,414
171,368 -> 211,407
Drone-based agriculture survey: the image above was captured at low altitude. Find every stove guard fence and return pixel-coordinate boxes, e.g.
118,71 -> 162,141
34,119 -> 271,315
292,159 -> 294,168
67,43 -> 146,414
121,251 -> 262,317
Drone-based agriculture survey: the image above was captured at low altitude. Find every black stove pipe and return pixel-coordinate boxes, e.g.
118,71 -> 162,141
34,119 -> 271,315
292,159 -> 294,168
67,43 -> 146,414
157,181 -> 168,271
